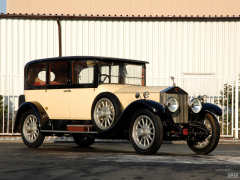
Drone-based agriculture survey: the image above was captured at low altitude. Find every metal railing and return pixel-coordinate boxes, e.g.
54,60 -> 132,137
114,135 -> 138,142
147,76 -> 239,138
0,74 -> 24,135
0,75 -> 239,138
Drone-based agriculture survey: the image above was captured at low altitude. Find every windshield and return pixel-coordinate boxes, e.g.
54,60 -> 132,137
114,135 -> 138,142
98,62 -> 145,86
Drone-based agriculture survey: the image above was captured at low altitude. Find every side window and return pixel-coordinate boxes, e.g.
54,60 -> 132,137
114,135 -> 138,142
28,62 -> 46,86
49,61 -> 68,85
72,61 -> 94,84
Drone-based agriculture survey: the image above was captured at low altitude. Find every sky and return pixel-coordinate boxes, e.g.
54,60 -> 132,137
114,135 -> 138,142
0,0 -> 6,14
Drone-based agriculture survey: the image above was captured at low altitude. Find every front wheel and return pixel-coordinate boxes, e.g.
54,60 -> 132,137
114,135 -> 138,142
21,109 -> 45,148
72,134 -> 95,148
129,109 -> 163,155
187,112 -> 220,155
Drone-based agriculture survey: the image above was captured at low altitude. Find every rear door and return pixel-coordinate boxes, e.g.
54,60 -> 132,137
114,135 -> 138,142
47,60 -> 71,119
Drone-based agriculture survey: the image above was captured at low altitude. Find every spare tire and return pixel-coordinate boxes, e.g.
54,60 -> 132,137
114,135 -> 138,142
91,92 -> 122,131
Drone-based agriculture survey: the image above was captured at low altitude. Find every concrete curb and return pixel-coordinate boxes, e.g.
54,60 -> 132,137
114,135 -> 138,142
0,136 -> 240,144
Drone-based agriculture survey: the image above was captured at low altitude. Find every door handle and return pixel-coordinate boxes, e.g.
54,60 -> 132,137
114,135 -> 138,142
63,90 -> 71,92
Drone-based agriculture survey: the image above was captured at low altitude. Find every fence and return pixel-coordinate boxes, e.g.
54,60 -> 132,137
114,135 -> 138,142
0,75 -> 239,138
147,76 -> 239,138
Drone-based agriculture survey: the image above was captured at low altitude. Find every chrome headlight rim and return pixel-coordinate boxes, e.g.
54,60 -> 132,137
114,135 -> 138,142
166,97 -> 179,113
189,98 -> 202,113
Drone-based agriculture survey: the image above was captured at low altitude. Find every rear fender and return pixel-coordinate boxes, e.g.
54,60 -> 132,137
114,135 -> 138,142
98,99 -> 165,136
14,102 -> 49,133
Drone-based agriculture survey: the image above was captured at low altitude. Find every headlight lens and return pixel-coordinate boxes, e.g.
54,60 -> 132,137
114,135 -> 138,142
166,97 -> 179,113
189,98 -> 202,113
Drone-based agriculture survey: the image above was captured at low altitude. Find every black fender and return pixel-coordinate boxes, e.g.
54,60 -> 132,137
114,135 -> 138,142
201,103 -> 222,116
190,103 -> 222,124
13,101 -> 49,133
98,99 -> 165,136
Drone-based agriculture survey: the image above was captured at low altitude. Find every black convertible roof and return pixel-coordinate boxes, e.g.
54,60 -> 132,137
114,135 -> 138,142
25,56 -> 149,67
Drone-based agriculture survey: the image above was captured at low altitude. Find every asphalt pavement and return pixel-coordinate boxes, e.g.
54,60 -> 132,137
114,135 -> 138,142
0,137 -> 239,180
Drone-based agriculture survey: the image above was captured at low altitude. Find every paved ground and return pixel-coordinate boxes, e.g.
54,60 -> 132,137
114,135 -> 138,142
0,140 -> 239,180
1,135 -> 240,144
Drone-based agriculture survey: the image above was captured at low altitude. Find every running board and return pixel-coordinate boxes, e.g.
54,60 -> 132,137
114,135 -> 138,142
41,130 -> 98,134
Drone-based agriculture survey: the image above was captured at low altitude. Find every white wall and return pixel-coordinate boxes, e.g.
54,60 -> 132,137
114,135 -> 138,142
0,17 -> 240,96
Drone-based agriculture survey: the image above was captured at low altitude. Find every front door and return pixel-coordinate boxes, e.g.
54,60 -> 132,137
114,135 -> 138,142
69,60 -> 96,119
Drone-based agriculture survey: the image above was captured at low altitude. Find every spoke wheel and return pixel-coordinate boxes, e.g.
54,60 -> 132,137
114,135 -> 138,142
23,114 -> 40,143
132,115 -> 155,149
130,109 -> 163,155
94,98 -> 115,130
21,109 -> 45,148
187,112 -> 220,155
92,93 -> 122,132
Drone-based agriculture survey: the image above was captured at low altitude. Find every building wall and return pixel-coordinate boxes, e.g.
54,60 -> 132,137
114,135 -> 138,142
0,17 -> 240,96
7,0 -> 240,16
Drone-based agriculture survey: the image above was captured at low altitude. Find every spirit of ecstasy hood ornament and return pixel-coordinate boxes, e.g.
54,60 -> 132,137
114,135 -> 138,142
169,76 -> 176,86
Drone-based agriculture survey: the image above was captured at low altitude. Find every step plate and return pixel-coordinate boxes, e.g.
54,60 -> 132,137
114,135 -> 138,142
67,125 -> 93,132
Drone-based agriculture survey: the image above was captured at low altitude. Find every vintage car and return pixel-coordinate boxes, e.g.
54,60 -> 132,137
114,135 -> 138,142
14,56 -> 222,155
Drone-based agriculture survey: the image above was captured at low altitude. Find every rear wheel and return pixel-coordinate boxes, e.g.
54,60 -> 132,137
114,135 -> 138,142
129,109 -> 163,155
21,109 -> 45,148
187,112 -> 220,155
72,134 -> 95,148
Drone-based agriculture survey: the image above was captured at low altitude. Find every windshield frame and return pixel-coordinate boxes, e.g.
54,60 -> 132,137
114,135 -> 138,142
96,61 -> 146,86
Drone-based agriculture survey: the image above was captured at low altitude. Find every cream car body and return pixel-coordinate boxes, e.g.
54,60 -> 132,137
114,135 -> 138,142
14,56 -> 222,155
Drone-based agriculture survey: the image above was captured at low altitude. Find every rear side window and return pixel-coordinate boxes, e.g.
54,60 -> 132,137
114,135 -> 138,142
28,63 -> 46,86
49,61 -> 68,85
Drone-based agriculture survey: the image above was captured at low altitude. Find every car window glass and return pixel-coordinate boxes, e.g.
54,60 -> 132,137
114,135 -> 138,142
98,62 -> 144,86
100,66 -> 110,83
125,65 -> 143,86
38,71 -> 55,81
49,61 -> 68,85
72,61 -> 94,84
28,62 -> 46,86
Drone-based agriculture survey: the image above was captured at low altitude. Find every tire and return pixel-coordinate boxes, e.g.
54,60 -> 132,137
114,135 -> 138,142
187,112 -> 220,155
21,109 -> 45,148
129,109 -> 163,155
72,134 -> 95,148
92,93 -> 122,131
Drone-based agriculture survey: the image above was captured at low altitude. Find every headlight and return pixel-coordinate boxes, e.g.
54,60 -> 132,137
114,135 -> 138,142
189,98 -> 202,113
166,97 -> 179,113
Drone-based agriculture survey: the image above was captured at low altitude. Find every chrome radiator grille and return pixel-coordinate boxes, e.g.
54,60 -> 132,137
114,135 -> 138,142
160,93 -> 189,123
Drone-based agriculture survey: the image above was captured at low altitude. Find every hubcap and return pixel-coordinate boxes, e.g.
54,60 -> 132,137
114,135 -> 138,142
94,98 -> 115,130
132,115 -> 155,149
23,115 -> 39,143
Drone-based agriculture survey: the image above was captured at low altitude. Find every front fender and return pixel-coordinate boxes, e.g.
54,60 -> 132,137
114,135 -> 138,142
13,102 -> 49,133
201,103 -> 222,116
98,99 -> 164,136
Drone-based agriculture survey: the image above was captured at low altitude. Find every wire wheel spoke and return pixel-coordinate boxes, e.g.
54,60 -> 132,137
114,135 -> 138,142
132,115 -> 155,149
23,114 -> 39,143
94,98 -> 115,130
194,118 -> 212,148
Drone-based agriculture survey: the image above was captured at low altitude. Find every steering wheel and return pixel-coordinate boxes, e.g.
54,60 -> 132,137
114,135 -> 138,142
100,74 -> 109,83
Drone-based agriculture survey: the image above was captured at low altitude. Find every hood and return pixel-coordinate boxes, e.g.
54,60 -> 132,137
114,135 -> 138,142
114,85 -> 170,93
